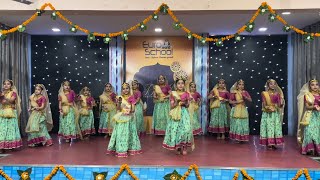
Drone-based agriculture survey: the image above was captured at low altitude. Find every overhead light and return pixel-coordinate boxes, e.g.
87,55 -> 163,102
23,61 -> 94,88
155,28 -> 162,32
52,28 -> 60,32
258,27 -> 268,32
281,12 -> 291,15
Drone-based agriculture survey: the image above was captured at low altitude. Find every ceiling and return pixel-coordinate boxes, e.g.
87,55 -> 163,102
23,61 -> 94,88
0,10 -> 319,36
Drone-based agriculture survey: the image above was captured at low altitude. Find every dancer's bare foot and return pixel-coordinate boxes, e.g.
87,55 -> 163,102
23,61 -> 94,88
182,149 -> 187,155
217,134 -> 221,140
176,148 -> 181,155
221,134 -> 225,140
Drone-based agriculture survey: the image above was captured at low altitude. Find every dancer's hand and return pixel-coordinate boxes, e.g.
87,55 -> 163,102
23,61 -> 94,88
236,100 -> 244,104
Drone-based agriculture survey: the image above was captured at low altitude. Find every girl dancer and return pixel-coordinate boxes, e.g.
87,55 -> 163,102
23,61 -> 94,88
106,83 -> 142,157
208,79 -> 230,139
26,84 -> 53,147
78,87 -> 96,139
260,79 -> 285,149
132,80 -> 145,136
298,79 -> 320,155
188,82 -> 202,135
0,80 -> 22,152
153,75 -> 171,135
99,83 -> 117,137
58,81 -> 82,142
229,79 -> 252,142
163,74 -> 194,155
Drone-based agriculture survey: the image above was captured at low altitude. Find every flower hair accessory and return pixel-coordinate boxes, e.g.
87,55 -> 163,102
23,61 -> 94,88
309,79 -> 318,83
238,79 -> 244,84
122,83 -> 130,88
62,81 -> 70,86
132,80 -> 139,85
189,81 -> 196,87
174,70 -> 188,81
170,61 -> 181,73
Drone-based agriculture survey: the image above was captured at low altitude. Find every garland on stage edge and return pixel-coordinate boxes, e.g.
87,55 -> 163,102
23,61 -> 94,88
0,165 -> 314,180
240,169 -> 254,180
180,164 -> 202,180
43,165 -> 75,180
0,169 -> 12,180
17,168 -> 32,180
0,2 -> 320,45
109,164 -> 139,180
292,168 -> 312,180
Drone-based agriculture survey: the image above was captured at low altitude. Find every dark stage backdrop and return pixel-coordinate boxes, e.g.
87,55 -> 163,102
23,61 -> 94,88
209,35 -> 288,135
31,36 -> 109,133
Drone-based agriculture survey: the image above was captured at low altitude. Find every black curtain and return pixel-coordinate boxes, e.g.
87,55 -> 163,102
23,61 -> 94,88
208,35 -> 288,135
31,35 -> 109,133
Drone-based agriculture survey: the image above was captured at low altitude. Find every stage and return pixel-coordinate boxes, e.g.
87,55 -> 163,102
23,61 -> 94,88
0,135 -> 318,168
0,135 -> 319,180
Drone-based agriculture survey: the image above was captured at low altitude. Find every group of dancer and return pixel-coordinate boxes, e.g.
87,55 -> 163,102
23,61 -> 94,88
0,77 -> 319,156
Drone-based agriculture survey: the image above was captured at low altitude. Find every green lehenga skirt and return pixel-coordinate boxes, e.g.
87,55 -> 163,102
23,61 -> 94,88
152,100 -> 170,135
301,111 -> 320,154
259,111 -> 284,146
79,110 -> 95,136
0,110 -> 22,149
162,107 -> 193,150
27,112 -> 53,146
134,102 -> 145,136
58,108 -> 79,139
99,110 -> 116,134
106,114 -> 142,157
229,108 -> 249,142
208,103 -> 229,133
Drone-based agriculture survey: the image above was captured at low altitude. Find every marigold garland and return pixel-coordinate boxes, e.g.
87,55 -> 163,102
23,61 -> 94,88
240,169 -> 254,180
180,164 -> 202,180
232,172 -> 239,180
110,164 -> 139,180
43,165 -> 75,180
0,169 -> 12,180
0,165 -> 316,179
1,2 -> 320,43
292,168 -> 312,180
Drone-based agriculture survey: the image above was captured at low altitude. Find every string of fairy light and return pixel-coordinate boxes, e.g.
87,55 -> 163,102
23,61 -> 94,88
0,2 -> 319,45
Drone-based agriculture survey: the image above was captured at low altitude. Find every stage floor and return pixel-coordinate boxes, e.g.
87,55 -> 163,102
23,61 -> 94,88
0,135 -> 319,169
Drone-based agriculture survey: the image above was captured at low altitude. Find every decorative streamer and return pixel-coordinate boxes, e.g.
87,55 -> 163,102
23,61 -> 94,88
0,2 -> 319,44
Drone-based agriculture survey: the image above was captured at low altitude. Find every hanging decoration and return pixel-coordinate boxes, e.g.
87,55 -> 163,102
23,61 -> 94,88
109,164 -> 139,180
163,170 -> 182,180
44,165 -> 75,180
0,2 -> 320,45
17,168 -> 32,180
93,172 -> 108,180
